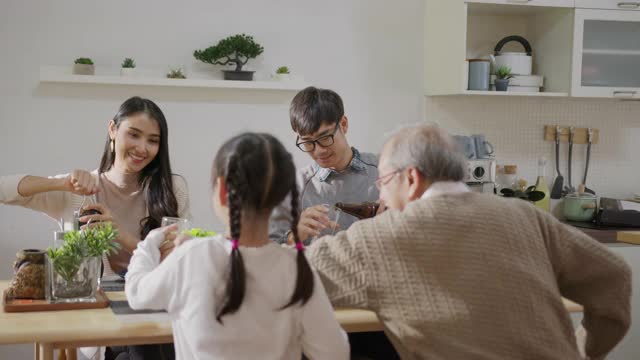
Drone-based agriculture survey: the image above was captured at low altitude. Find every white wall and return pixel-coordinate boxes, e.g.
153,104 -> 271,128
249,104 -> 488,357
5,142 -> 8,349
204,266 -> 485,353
0,0 -> 424,357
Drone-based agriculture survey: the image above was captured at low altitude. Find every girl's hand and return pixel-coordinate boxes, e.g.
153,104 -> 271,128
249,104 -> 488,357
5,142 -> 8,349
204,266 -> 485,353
159,232 -> 192,262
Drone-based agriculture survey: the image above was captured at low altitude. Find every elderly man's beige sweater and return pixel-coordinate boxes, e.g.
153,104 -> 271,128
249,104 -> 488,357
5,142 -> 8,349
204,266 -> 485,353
307,192 -> 631,360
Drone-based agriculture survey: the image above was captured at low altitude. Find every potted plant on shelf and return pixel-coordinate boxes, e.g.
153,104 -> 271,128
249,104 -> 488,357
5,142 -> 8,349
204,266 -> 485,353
275,66 -> 290,81
120,58 -> 136,77
166,67 -> 186,79
73,58 -> 95,75
495,65 -> 514,92
193,33 -> 264,81
46,222 -> 120,302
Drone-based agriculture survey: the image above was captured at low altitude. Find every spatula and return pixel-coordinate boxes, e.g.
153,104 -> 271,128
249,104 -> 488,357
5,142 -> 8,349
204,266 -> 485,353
550,126 -> 564,199
582,128 -> 596,195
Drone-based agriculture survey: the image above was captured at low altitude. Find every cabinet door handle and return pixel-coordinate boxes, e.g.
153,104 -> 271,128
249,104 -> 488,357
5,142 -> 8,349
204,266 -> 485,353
613,90 -> 637,97
618,2 -> 640,9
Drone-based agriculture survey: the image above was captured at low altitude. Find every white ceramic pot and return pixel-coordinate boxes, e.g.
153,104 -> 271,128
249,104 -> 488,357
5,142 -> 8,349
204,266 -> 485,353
491,35 -> 533,76
493,53 -> 532,76
120,68 -> 135,77
275,73 -> 291,81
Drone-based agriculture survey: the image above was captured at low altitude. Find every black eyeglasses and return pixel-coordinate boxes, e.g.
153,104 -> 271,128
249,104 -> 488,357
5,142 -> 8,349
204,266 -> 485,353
374,169 -> 403,190
296,123 -> 340,152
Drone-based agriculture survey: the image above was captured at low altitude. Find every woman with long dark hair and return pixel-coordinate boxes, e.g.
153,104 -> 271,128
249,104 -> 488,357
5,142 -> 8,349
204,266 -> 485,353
0,96 -> 190,359
125,133 -> 349,359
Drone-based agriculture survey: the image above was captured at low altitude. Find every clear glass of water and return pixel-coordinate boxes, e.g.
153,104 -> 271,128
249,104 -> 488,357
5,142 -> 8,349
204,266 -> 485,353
161,216 -> 191,234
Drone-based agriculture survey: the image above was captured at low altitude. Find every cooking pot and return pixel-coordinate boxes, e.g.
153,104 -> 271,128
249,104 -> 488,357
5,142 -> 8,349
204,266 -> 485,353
564,191 -> 597,222
490,35 -> 533,76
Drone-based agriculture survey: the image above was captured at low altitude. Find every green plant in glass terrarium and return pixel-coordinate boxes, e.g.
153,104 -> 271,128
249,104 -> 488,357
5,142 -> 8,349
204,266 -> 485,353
46,222 -> 120,302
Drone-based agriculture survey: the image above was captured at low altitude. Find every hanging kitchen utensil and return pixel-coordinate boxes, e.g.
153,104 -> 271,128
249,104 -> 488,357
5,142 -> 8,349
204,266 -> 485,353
582,128 -> 596,195
550,126 -> 564,199
564,127 -> 575,195
490,35 -> 533,76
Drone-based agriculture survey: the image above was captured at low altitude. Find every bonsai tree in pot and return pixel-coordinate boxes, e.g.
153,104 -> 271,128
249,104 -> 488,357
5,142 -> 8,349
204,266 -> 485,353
73,57 -> 95,75
193,34 -> 264,81
495,65 -> 514,91
46,222 -> 120,302
120,58 -> 136,77
275,66 -> 290,81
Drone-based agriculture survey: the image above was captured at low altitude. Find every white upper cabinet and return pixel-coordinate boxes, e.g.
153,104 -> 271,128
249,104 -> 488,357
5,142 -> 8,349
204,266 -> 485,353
466,0 -> 574,7
425,0 -> 574,96
571,8 -> 640,97
576,0 -> 640,10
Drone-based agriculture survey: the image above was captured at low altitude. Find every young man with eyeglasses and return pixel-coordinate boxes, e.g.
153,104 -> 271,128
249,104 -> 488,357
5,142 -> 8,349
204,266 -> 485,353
269,86 -> 380,245
269,86 -> 398,360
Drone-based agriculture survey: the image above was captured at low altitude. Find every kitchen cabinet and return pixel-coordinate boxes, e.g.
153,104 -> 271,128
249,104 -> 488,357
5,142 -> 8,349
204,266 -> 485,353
571,8 -> 640,98
466,0 -> 574,8
425,0 -> 573,96
576,0 -> 640,10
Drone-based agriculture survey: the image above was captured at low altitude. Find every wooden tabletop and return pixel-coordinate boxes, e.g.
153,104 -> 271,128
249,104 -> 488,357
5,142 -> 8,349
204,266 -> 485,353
0,281 -> 582,346
0,281 -> 382,346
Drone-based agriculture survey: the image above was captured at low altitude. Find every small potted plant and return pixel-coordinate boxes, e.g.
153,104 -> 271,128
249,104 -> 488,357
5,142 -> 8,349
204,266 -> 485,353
275,66 -> 290,81
494,65 -> 514,91
194,33 -> 264,81
120,58 -> 136,77
166,67 -> 186,79
46,223 -> 120,302
73,58 -> 95,75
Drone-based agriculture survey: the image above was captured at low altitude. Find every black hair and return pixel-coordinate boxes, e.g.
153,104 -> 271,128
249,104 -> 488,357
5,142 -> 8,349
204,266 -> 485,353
290,86 -> 344,136
211,133 -> 314,323
98,96 -> 178,238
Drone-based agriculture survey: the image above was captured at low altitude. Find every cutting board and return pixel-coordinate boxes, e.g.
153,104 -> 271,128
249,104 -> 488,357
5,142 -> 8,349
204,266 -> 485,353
617,231 -> 640,245
3,289 -> 110,312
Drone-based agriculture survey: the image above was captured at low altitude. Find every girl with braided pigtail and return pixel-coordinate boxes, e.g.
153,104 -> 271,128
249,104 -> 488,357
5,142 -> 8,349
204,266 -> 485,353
126,133 -> 349,360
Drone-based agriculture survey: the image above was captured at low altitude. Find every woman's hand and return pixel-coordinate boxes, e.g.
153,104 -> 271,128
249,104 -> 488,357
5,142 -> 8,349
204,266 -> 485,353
80,203 -> 138,253
64,169 -> 99,196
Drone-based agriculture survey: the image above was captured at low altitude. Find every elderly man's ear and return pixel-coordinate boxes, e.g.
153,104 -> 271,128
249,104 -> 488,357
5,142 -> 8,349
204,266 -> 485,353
406,168 -> 430,201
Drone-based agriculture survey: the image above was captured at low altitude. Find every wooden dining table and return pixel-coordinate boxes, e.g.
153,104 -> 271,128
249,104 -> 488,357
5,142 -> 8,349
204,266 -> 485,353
0,281 -> 583,360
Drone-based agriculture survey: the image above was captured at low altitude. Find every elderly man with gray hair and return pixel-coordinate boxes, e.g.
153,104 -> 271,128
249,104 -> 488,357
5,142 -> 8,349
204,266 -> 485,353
306,124 -> 631,360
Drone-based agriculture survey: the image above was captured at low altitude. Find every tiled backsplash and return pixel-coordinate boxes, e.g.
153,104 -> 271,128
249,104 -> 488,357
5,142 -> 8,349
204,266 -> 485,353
425,96 -> 640,199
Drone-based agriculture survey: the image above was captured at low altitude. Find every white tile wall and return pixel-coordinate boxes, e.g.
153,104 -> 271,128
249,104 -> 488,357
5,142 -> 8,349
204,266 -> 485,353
425,96 -> 640,199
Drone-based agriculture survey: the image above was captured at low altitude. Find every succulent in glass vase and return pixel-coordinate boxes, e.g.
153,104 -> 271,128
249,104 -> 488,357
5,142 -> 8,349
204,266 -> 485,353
46,222 -> 120,302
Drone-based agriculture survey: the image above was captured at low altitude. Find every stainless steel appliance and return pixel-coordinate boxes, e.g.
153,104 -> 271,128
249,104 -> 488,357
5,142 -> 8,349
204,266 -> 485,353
465,159 -> 496,194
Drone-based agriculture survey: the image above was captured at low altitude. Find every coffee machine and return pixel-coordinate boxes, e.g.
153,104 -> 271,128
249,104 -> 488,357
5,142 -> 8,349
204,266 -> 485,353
465,159 -> 496,194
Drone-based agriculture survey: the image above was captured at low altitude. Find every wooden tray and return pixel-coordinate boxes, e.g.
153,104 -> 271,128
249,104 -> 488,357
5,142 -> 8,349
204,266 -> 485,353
3,289 -> 110,313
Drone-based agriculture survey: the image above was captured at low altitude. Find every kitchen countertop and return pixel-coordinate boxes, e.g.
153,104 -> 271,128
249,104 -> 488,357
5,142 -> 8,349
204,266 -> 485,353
563,221 -> 640,245
617,231 -> 640,245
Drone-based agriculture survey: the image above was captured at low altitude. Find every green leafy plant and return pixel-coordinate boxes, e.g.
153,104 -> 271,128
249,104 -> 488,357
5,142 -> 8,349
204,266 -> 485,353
74,58 -> 94,65
276,66 -> 290,74
47,223 -> 120,282
194,34 -> 264,72
122,58 -> 136,68
495,65 -> 515,80
185,228 -> 216,238
166,67 -> 186,79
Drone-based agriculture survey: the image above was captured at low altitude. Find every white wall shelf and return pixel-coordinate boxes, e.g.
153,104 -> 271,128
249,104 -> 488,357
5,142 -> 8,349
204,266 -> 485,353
583,49 -> 640,56
39,66 -> 309,91
461,90 -> 569,97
